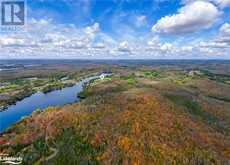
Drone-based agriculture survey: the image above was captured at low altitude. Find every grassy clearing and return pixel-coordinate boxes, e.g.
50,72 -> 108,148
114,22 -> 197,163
144,70 -> 160,78
120,73 -> 137,84
174,76 -> 193,85
0,84 -> 18,93
90,77 -> 112,86
41,81 -> 64,93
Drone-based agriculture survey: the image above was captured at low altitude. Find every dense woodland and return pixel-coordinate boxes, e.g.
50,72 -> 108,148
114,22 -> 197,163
0,63 -> 230,164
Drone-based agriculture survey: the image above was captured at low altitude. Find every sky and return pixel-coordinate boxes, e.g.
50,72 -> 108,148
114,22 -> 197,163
0,0 -> 230,59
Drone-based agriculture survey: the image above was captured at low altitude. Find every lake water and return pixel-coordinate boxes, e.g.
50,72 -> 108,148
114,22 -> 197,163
0,76 -> 98,132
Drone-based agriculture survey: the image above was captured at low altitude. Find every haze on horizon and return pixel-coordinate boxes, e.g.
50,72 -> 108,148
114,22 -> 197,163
0,0 -> 230,59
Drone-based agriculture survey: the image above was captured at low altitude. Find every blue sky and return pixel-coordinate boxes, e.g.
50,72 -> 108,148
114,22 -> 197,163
0,0 -> 230,59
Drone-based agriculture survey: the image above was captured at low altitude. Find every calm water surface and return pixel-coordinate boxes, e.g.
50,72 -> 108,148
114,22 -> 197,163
0,76 -> 98,132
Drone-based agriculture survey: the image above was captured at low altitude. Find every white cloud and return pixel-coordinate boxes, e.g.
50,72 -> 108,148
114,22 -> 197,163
160,43 -> 173,51
117,41 -> 131,52
188,23 -> 230,57
152,1 -> 220,34
199,41 -> 228,48
182,0 -> 230,8
0,18 -> 229,59
215,0 -> 230,8
220,23 -> 230,36
211,23 -> 230,44
84,23 -> 100,36
0,38 -> 24,46
0,19 -> 109,58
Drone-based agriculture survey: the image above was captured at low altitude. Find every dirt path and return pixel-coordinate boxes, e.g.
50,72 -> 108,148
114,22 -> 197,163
45,147 -> 58,162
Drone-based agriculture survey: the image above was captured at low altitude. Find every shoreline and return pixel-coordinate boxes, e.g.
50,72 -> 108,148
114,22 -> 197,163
0,83 -> 75,112
0,74 -> 102,132
0,72 -> 100,113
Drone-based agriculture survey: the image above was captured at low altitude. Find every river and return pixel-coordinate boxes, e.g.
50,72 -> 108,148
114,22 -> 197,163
0,76 -> 98,132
